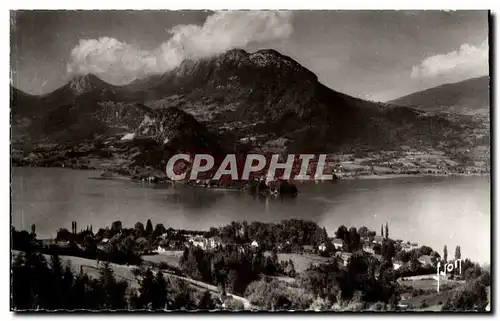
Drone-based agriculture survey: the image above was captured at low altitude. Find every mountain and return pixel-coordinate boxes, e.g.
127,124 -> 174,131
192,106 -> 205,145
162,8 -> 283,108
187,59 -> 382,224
11,49 -> 488,173
11,86 -> 41,117
39,74 -> 123,108
124,49 -> 479,154
11,75 -> 223,170
389,76 -> 490,115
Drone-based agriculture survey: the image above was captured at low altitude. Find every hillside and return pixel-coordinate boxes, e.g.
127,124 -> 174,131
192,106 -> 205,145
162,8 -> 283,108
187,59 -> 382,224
389,76 -> 490,116
123,49 -> 479,154
11,49 -> 489,174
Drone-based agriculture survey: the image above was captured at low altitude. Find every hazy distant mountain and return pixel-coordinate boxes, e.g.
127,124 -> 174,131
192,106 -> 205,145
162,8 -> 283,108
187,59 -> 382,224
11,49 -> 487,170
389,76 -> 490,116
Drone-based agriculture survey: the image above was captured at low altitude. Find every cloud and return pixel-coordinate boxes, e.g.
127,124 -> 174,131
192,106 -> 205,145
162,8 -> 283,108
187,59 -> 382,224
411,39 -> 489,80
67,11 -> 293,84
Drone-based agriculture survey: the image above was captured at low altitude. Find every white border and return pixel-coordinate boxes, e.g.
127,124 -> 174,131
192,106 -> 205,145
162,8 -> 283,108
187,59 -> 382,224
1,2 -> 497,321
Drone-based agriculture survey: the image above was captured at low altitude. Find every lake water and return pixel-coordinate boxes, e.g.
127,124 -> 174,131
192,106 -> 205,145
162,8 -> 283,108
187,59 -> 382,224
11,167 -> 491,264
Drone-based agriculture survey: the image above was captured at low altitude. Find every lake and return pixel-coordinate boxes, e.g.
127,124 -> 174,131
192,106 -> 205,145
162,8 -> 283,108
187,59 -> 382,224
11,167 -> 491,264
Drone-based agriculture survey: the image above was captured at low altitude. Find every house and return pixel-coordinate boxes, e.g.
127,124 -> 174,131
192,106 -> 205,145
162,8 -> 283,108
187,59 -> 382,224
189,236 -> 207,249
157,245 -> 168,253
209,236 -> 222,248
418,255 -> 435,266
186,235 -> 222,250
372,236 -> 384,244
97,243 -> 113,253
363,245 -> 375,254
332,238 -> 344,250
336,252 -> 352,266
251,240 -> 259,248
393,260 -> 404,270
402,242 -> 419,251
318,243 -> 327,252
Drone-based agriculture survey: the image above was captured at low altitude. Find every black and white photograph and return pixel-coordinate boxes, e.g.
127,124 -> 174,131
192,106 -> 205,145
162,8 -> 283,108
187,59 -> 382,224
9,9 -> 491,312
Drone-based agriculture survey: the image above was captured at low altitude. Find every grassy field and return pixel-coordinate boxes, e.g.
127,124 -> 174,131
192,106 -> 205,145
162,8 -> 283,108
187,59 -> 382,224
11,251 -> 140,288
264,252 -> 333,273
404,289 -> 455,311
398,277 -> 464,292
142,251 -> 183,268
400,278 -> 468,311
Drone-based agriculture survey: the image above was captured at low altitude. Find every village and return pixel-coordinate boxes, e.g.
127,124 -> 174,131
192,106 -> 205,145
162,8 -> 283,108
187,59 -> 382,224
12,218 -> 485,311
32,218 -> 440,278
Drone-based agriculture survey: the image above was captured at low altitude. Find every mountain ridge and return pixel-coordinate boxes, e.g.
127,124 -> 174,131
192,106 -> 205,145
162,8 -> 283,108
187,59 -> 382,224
11,48 -> 489,173
388,76 -> 489,115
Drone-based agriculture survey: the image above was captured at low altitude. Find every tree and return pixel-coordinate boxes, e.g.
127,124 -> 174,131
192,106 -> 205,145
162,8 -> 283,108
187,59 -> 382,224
284,259 -> 296,277
30,224 -> 36,237
146,219 -> 153,235
153,271 -> 168,310
56,228 -> 72,242
138,268 -> 155,309
134,222 -> 144,231
49,254 -> 64,308
97,260 -> 127,309
442,279 -> 488,311
335,225 -> 348,241
381,224 -> 384,238
455,246 -> 461,261
271,249 -> 279,266
111,221 -> 122,234
443,245 -> 448,263
418,246 -> 433,257
358,226 -> 369,239
381,240 -> 396,262
225,270 -> 240,295
348,227 -> 361,252
198,290 -> 216,310
153,224 -> 167,239
385,222 -> 389,240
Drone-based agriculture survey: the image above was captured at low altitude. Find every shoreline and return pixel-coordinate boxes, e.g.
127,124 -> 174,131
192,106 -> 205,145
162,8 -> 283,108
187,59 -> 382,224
340,172 -> 489,180
13,164 -> 490,181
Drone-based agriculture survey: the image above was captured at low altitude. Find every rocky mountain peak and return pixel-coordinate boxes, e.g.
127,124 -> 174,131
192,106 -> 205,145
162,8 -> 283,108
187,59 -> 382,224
68,74 -> 110,95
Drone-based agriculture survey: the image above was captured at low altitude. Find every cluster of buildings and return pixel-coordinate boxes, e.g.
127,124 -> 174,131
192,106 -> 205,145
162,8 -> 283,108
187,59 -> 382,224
311,232 -> 430,271
156,234 -> 261,253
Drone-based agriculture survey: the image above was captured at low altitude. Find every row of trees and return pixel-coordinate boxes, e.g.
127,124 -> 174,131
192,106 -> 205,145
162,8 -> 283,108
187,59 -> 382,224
12,251 -> 129,310
442,245 -> 462,263
298,251 -> 399,310
208,219 -> 329,250
179,245 -> 293,296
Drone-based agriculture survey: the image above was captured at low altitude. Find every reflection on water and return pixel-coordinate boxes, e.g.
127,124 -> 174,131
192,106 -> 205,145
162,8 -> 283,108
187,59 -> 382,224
11,167 -> 490,264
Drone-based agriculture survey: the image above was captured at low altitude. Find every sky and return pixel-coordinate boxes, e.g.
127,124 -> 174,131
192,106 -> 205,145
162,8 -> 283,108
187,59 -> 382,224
10,10 -> 489,101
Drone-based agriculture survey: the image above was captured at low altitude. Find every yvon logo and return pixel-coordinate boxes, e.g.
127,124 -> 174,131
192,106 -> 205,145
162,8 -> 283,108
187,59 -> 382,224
435,259 -> 462,292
